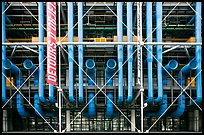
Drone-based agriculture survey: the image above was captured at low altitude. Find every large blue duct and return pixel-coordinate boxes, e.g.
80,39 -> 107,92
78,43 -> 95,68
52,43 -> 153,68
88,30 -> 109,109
163,59 -> 179,86
171,59 -> 198,117
126,2 -> 133,103
23,59 -> 39,87
154,2 -> 163,103
86,59 -> 96,117
194,2 -> 202,104
4,59 -> 29,117
78,2 -> 84,103
117,2 -> 123,103
105,59 -> 116,117
145,2 -> 154,104
2,2 -> 7,104
68,2 -> 75,103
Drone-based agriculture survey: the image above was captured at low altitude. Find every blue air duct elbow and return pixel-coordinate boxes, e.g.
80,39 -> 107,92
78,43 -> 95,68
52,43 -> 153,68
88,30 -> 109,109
170,94 -> 185,118
163,60 -> 178,86
126,2 -> 133,103
2,2 -> 7,104
154,2 -> 163,103
68,2 -> 75,103
78,2 -> 84,103
195,2 -> 202,104
117,2 -> 123,103
23,59 -> 39,87
16,94 -> 30,117
106,93 -> 114,117
145,2 -> 154,104
88,93 -> 96,118
106,59 -> 117,86
86,59 -> 95,86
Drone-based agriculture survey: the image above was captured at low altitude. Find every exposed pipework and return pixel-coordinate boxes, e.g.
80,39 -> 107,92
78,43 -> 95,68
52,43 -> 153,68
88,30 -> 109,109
154,2 -> 163,103
194,2 -> 202,104
78,2 -> 84,103
117,2 -> 123,103
126,2 -> 133,103
68,2 -> 75,103
86,59 -> 96,117
2,2 -> 7,104
23,59 -> 39,87
145,2 -> 154,104
105,59 -> 117,117
4,59 -> 29,117
171,59 -> 198,117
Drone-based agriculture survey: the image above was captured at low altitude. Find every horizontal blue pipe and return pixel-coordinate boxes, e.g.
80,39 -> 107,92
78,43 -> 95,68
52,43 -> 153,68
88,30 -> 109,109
195,2 -> 202,104
106,92 -> 113,117
2,2 -> 7,103
86,59 -> 95,86
23,59 -> 39,87
88,92 -> 96,118
34,93 -> 54,117
68,2 -> 75,103
163,59 -> 178,86
106,59 -> 117,86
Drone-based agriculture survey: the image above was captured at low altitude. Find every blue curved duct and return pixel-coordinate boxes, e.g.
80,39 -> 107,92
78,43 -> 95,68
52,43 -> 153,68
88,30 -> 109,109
194,2 -> 202,104
4,59 -> 29,117
126,2 -> 133,103
154,2 -> 163,103
163,59 -> 179,86
23,59 -> 39,87
145,2 -> 154,104
78,2 -> 84,103
171,59 -> 198,117
86,59 -> 96,117
2,2 -> 7,104
105,59 -> 116,117
117,2 -> 123,103
68,2 -> 75,103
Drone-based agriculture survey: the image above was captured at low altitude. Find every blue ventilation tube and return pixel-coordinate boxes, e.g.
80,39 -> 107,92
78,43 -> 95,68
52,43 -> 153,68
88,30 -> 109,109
4,59 -> 29,117
2,2 -> 7,104
105,59 -> 116,117
126,2 -> 133,103
117,2 -> 123,103
163,60 -> 179,86
170,59 -> 198,117
145,2 -> 154,104
154,2 -> 163,103
86,59 -> 96,117
194,2 -> 202,104
145,93 -> 167,118
78,2 -> 84,103
23,59 -> 39,87
68,2 -> 75,103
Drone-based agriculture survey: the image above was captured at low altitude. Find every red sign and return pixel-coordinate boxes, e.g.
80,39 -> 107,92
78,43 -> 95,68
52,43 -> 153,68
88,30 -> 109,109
47,2 -> 57,85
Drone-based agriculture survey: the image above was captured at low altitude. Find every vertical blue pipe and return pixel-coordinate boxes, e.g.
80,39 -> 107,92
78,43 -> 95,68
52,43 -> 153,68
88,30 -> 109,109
145,2 -> 154,104
38,2 -> 47,103
154,2 -> 163,103
68,2 -> 75,103
78,2 -> 84,103
117,2 -> 123,103
2,2 -> 7,103
126,2 -> 133,103
195,2 -> 202,104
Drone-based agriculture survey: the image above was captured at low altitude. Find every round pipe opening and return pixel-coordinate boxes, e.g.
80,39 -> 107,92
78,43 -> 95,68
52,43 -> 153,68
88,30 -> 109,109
169,59 -> 178,70
107,59 -> 116,69
189,60 -> 198,70
23,59 -> 33,70
86,59 -> 95,69
4,59 -> 12,69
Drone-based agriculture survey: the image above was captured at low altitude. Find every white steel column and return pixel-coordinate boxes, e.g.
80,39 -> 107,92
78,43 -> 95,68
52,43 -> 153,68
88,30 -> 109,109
66,110 -> 71,132
131,110 -> 136,132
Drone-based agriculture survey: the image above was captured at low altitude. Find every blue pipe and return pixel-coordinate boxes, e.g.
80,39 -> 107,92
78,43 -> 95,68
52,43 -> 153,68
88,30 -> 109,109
86,59 -> 96,117
154,2 -> 163,103
171,59 -> 198,117
38,2 -> 47,103
194,2 -> 202,104
105,59 -> 116,117
78,2 -> 84,103
4,59 -> 29,117
68,2 -> 75,103
117,2 -> 123,103
163,59 -> 178,86
2,2 -> 7,103
126,2 -> 133,103
187,15 -> 195,24
145,2 -> 154,104
23,59 -> 39,87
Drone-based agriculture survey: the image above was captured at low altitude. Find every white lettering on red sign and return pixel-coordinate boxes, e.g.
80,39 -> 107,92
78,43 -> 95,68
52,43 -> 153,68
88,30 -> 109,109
47,2 -> 57,85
